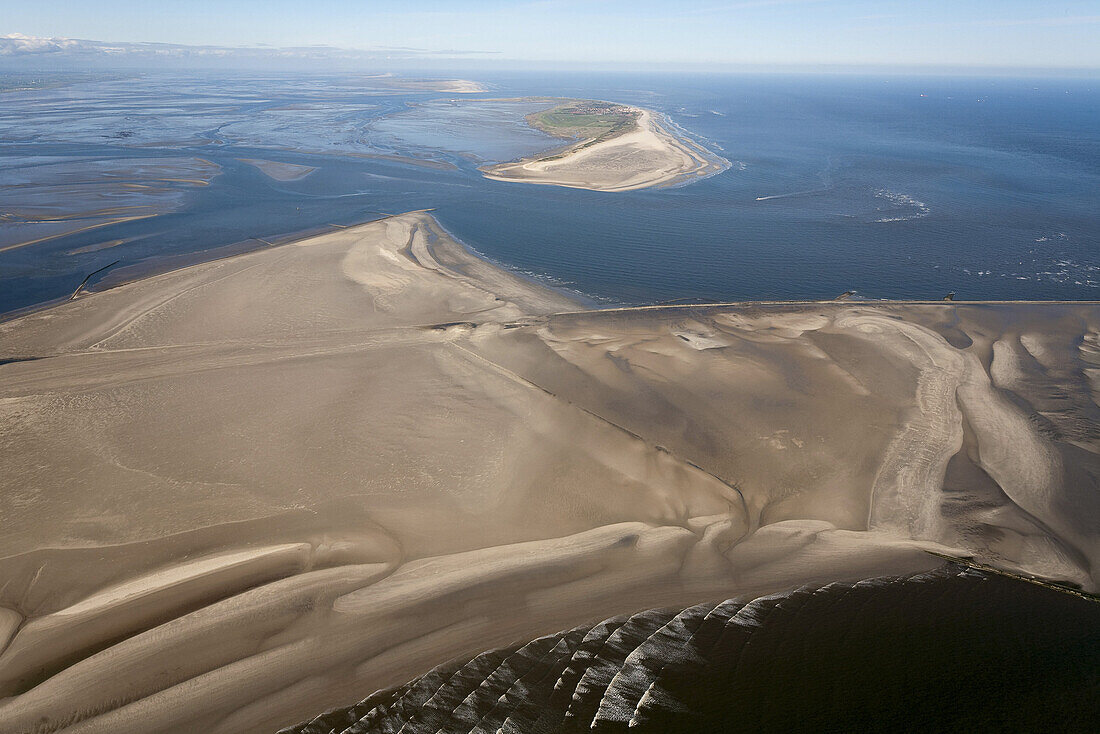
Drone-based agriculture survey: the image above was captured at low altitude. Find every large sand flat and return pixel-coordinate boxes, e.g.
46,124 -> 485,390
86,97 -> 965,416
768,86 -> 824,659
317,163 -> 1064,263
1,213 -> 1097,732
482,108 -> 728,192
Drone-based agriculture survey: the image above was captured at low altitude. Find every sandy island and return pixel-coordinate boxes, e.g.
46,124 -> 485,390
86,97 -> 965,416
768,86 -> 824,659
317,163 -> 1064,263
482,100 -> 729,192
1,212 -> 1098,732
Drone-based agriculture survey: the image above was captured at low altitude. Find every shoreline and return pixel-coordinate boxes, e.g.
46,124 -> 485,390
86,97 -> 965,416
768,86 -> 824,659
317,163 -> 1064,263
481,102 -> 730,192
5,204 -> 1098,326
0,210 -> 595,325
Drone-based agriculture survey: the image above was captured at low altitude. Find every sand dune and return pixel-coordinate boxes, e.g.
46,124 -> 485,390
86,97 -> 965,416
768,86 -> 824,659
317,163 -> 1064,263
1,212 -> 1097,732
482,108 -> 729,192
0,544 -> 313,696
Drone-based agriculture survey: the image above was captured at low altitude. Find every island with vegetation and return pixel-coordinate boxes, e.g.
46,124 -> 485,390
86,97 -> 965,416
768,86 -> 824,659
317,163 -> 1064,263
481,98 -> 729,192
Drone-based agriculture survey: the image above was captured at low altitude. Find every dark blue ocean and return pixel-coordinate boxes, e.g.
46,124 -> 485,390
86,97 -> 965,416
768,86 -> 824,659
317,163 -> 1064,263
1,70 -> 1098,314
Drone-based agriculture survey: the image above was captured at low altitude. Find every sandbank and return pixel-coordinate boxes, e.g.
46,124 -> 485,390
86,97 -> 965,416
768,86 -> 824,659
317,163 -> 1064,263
0,212 -> 1097,732
237,158 -> 316,182
375,78 -> 488,94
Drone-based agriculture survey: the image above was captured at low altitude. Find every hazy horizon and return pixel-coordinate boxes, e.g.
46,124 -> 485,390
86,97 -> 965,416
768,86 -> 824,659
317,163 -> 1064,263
3,0 -> 1100,74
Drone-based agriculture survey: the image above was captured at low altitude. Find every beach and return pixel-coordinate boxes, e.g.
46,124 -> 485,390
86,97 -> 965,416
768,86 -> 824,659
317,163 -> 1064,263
482,105 -> 729,192
1,212 -> 1098,732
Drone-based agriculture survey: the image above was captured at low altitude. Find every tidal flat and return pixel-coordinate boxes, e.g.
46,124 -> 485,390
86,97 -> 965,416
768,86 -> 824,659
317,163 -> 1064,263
1,212 -> 1097,732
3,72 -> 1099,317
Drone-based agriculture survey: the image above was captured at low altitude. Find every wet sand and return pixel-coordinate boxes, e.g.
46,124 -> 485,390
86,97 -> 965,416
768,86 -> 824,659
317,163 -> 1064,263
0,157 -> 221,253
374,78 -> 487,94
482,107 -> 729,192
0,212 -> 1097,732
237,159 -> 316,182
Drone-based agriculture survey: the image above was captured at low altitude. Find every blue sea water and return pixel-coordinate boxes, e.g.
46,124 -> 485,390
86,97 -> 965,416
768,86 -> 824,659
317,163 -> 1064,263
1,70 -> 1098,314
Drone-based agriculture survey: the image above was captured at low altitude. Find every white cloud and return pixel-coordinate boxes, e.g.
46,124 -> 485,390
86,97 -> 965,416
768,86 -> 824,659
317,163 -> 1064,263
0,33 -> 82,56
0,33 -> 497,60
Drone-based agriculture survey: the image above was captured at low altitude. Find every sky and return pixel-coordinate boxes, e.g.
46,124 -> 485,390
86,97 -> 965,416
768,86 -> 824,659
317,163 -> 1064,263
3,0 -> 1100,71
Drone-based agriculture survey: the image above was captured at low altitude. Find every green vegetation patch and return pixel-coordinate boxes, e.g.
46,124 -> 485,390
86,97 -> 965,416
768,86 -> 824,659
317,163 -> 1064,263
525,99 -> 639,160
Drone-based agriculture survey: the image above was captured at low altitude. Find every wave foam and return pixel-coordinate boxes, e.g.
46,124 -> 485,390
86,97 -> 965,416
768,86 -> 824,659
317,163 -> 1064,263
872,188 -> 930,222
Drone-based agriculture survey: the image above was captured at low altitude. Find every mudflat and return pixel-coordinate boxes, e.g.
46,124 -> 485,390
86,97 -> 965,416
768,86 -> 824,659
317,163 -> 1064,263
1,212 -> 1097,733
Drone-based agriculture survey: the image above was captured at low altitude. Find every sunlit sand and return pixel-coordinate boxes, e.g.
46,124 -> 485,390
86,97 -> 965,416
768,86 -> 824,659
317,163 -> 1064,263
0,213 -> 1096,732
483,104 -> 729,192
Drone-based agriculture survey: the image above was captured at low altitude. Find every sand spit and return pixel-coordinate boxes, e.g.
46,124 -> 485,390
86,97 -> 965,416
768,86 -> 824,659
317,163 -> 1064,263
1,212 -> 1098,732
482,106 -> 729,192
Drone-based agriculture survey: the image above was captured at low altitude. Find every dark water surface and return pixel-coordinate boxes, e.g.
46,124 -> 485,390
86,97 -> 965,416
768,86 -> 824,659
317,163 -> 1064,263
1,70 -> 1098,315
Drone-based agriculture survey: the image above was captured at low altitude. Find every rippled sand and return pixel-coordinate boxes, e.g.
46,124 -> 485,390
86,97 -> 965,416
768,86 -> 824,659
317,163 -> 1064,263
285,564 -> 1099,734
0,212 -> 1097,732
